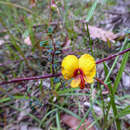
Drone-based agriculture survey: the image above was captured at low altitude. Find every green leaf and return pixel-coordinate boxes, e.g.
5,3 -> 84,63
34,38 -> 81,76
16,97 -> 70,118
39,108 -> 57,127
113,42 -> 130,94
40,40 -> 49,47
118,106 -> 130,118
56,110 -> 61,130
86,0 -> 98,22
50,103 -> 81,120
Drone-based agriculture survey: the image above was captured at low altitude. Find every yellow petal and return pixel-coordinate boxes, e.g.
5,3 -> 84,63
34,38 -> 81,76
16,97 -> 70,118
84,76 -> 94,84
79,54 -> 96,79
70,78 -> 81,88
86,66 -> 96,79
61,55 -> 79,79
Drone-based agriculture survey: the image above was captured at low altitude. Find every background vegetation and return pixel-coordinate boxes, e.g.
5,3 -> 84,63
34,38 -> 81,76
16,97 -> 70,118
0,0 -> 130,129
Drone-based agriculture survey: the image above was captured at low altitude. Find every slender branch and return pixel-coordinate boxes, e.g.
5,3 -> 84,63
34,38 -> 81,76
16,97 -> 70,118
0,73 -> 61,85
95,78 -> 109,94
96,48 -> 130,64
0,48 -> 129,85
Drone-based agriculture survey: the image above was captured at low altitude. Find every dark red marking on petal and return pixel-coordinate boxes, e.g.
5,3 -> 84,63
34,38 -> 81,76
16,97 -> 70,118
73,69 -> 84,77
80,75 -> 85,89
73,68 -> 86,89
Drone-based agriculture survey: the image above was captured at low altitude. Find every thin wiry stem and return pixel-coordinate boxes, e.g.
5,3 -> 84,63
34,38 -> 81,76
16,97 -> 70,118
96,48 -> 130,64
0,48 -> 129,85
0,73 -> 61,85
95,78 -> 109,94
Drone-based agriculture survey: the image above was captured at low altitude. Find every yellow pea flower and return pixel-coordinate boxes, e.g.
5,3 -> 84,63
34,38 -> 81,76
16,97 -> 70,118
61,54 -> 96,89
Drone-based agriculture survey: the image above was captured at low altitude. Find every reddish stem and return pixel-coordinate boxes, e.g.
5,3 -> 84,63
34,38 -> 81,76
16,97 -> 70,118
95,78 -> 109,91
0,73 -> 61,85
96,48 -> 130,64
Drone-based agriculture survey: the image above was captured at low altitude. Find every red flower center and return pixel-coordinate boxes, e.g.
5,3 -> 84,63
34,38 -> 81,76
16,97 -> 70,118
73,69 -> 85,89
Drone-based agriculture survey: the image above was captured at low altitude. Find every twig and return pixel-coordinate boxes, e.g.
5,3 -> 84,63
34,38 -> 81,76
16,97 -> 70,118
0,73 -> 61,85
95,78 -> 109,94
0,48 -> 129,85
96,48 -> 130,64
